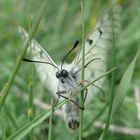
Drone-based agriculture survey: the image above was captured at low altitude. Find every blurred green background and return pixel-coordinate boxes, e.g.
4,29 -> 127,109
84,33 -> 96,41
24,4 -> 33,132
0,0 -> 140,139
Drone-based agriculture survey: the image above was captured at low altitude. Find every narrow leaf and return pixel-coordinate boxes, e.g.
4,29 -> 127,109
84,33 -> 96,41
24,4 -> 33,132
112,48 -> 140,116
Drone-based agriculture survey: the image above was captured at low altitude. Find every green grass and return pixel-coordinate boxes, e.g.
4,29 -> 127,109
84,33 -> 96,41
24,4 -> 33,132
0,0 -> 140,140
48,99 -> 54,140
79,1 -> 85,140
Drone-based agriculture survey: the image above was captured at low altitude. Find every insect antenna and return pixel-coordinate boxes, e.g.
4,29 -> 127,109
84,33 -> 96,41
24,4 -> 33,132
22,58 -> 59,70
61,40 -> 79,70
75,58 -> 101,73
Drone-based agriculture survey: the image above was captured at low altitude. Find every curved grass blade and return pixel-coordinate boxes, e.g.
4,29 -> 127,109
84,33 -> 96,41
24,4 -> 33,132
112,48 -> 140,116
99,49 -> 140,140
8,110 -> 51,140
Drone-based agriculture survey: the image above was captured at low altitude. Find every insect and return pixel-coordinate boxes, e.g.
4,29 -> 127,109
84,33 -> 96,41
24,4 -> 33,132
19,4 -> 121,130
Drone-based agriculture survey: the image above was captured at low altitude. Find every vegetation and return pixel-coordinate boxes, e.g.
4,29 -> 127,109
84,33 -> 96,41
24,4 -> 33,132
0,0 -> 140,139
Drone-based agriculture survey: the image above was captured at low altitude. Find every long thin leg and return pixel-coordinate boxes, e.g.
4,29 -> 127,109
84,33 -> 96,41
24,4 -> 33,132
54,91 -> 66,107
77,81 -> 88,104
78,80 -> 105,98
56,91 -> 84,110
92,83 -> 105,98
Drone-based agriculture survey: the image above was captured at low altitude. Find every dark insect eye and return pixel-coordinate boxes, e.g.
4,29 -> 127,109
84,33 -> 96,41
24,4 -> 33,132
61,69 -> 68,78
56,71 -> 60,79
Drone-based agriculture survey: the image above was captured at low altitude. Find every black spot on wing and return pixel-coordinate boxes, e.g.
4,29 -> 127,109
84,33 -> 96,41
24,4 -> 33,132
71,73 -> 76,80
98,27 -> 103,36
87,38 -> 93,45
87,27 -> 103,46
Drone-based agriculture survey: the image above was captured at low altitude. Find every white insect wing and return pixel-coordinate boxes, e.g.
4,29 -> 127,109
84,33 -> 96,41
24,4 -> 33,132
19,4 -> 121,130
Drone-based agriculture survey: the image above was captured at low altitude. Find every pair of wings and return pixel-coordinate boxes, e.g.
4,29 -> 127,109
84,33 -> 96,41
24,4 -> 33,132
19,4 -> 121,100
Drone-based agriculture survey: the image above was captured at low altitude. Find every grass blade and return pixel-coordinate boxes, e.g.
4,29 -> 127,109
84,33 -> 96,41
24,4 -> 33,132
112,48 -> 140,116
100,8 -> 116,139
79,0 -> 85,139
48,99 -> 54,140
8,110 -> 51,140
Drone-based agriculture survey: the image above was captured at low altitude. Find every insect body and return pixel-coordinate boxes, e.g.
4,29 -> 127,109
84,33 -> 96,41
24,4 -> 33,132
56,67 -> 81,129
19,4 -> 121,130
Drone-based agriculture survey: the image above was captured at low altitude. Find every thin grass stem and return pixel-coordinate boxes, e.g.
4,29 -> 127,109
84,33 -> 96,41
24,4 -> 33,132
79,1 -> 85,140
28,29 -> 34,139
100,10 -> 116,140
2,112 -> 7,140
48,99 -> 54,140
